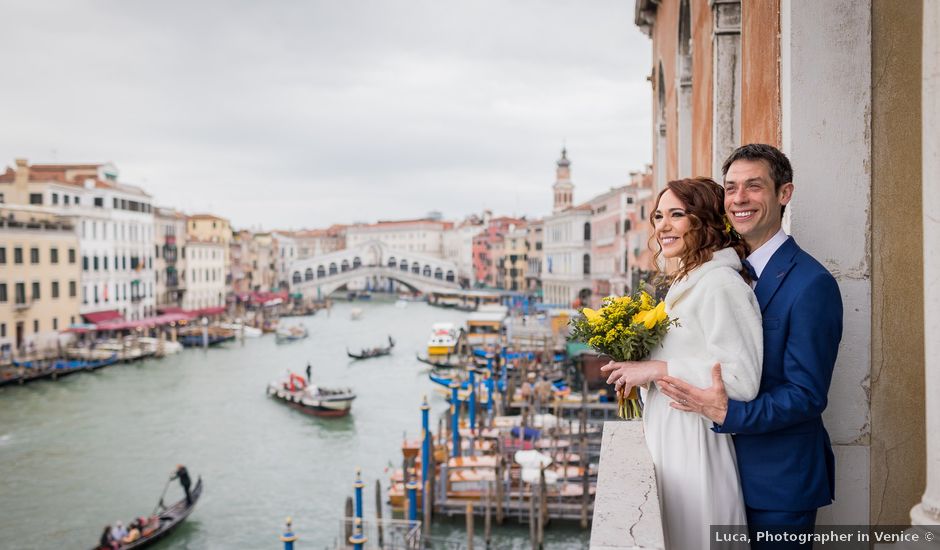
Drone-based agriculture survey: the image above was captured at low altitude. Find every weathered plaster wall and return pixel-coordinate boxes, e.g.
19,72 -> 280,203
651,0 -> 680,183
870,0 -> 925,525
740,0 -> 781,147
780,0 -> 872,524
911,0 -> 940,528
691,0 -> 714,178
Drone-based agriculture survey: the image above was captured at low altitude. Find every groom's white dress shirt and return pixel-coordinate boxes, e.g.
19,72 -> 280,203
746,227 -> 789,286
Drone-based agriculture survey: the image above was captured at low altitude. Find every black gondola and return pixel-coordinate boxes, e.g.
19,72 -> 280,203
415,353 -> 461,369
347,336 -> 395,360
93,477 -> 203,550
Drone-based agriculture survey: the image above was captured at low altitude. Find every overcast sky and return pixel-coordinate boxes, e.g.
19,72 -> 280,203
1,0 -> 651,230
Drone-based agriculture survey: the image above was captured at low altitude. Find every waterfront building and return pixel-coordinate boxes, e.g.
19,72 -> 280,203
229,229 -> 255,295
187,214 -> 232,298
293,225 -> 346,259
154,207 -> 187,308
0,159 -> 157,321
443,214 -> 486,287
541,150 -> 592,307
524,220 -> 544,295
0,204 -> 81,354
345,218 -> 451,258
496,226 -> 528,292
588,167 -> 656,305
471,216 -> 526,287
251,232 -> 279,291
593,0 -> 934,529
272,231 -> 299,288
181,236 -> 226,311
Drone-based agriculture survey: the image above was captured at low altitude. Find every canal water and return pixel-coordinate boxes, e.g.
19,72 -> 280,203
0,300 -> 590,549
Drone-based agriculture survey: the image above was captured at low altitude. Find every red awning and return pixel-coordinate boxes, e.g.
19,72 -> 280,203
157,307 -> 186,315
95,313 -> 192,332
82,310 -> 125,324
188,306 -> 225,317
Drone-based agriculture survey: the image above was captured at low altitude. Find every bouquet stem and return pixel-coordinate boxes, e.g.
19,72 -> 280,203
616,386 -> 643,420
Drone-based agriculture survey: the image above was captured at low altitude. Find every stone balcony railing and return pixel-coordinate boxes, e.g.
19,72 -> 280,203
590,421 -> 665,550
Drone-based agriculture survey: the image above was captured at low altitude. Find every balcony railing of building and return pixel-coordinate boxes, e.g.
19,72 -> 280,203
589,421 -> 664,549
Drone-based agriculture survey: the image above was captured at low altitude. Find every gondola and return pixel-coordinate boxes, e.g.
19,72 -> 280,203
92,477 -> 203,550
346,336 -> 395,360
415,353 -> 461,369
1,354 -> 119,386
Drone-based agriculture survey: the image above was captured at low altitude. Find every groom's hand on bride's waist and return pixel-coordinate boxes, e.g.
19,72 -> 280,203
658,363 -> 729,425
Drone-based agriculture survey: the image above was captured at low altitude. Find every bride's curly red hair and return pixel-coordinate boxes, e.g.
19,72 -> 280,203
648,177 -> 751,286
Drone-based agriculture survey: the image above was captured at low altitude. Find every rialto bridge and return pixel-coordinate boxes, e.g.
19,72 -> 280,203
288,240 -> 462,298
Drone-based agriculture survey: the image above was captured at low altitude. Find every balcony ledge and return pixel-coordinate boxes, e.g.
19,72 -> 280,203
589,421 -> 664,549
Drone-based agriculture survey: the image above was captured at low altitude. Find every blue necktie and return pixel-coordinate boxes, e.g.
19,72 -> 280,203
742,259 -> 758,282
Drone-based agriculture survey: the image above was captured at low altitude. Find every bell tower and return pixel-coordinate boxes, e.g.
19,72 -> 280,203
552,148 -> 574,213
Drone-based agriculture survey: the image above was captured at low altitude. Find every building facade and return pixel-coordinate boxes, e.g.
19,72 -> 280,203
154,207 -> 187,308
345,218 -> 451,258
0,160 -> 157,321
496,226 -> 528,292
524,220 -> 544,294
634,0 -> 932,526
0,205 -> 81,354
181,239 -> 226,310
541,149 -> 592,307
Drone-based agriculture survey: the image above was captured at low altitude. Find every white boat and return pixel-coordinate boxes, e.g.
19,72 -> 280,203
427,322 -> 458,356
137,337 -> 183,356
218,322 -> 263,338
266,371 -> 355,417
276,324 -> 308,343
350,307 -> 364,321
466,304 -> 508,346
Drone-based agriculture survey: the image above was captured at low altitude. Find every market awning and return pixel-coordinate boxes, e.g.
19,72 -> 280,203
95,313 -> 192,331
188,306 -> 225,317
81,310 -> 125,324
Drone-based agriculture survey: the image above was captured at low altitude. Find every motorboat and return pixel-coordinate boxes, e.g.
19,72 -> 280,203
275,324 -> 308,343
267,371 -> 355,417
426,322 -> 458,356
217,322 -> 263,338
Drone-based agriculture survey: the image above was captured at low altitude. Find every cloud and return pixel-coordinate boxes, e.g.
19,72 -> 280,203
0,0 -> 651,229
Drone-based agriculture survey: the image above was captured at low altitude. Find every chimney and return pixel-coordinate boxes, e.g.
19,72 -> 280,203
13,158 -> 30,205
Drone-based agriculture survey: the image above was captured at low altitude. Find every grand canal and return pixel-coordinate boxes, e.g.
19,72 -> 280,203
0,300 -> 589,549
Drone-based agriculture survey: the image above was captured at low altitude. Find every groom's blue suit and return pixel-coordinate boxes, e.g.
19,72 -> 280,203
715,237 -> 843,532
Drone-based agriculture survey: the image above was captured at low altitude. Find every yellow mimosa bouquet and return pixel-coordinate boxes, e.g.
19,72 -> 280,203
569,291 -> 678,419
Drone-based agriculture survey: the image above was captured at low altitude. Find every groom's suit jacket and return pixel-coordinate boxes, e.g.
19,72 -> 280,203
715,236 -> 843,512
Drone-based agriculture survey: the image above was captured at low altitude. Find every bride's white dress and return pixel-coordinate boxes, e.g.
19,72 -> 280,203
642,247 -> 762,550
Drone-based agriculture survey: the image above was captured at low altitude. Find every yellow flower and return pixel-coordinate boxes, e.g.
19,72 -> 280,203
639,291 -> 653,310
646,301 -> 667,328
582,307 -> 601,324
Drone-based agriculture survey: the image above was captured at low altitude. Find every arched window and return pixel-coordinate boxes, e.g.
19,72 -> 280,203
400,259 -> 409,271
434,267 -> 443,280
676,0 -> 693,177
304,268 -> 314,281
445,270 -> 455,282
352,257 -> 362,269
624,219 -> 632,233
292,271 -> 302,284
317,265 -> 326,278
329,262 -> 338,275
583,254 -> 591,275
387,256 -> 396,268
412,262 -> 420,274
423,265 -> 432,277
583,222 -> 591,241
341,259 -> 350,272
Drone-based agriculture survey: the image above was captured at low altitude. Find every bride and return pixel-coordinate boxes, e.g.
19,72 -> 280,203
600,177 -> 761,549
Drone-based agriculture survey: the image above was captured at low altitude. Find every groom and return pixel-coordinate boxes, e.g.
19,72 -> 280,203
659,144 -> 843,548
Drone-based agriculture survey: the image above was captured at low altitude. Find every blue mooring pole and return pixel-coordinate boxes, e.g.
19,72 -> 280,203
468,369 -> 477,432
279,517 -> 297,550
486,372 -> 495,414
353,468 -> 364,521
450,381 -> 460,457
421,395 -> 430,486
348,517 -> 367,550
406,479 -> 419,527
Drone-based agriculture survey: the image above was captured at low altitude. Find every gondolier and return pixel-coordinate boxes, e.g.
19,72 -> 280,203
305,362 -> 312,382
170,465 -> 192,505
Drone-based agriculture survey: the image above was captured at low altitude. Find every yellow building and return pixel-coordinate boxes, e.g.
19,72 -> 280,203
496,226 -> 528,291
0,204 -> 81,355
187,213 -> 232,295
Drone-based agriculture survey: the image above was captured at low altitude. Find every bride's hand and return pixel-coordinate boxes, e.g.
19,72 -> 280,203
600,360 -> 668,392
